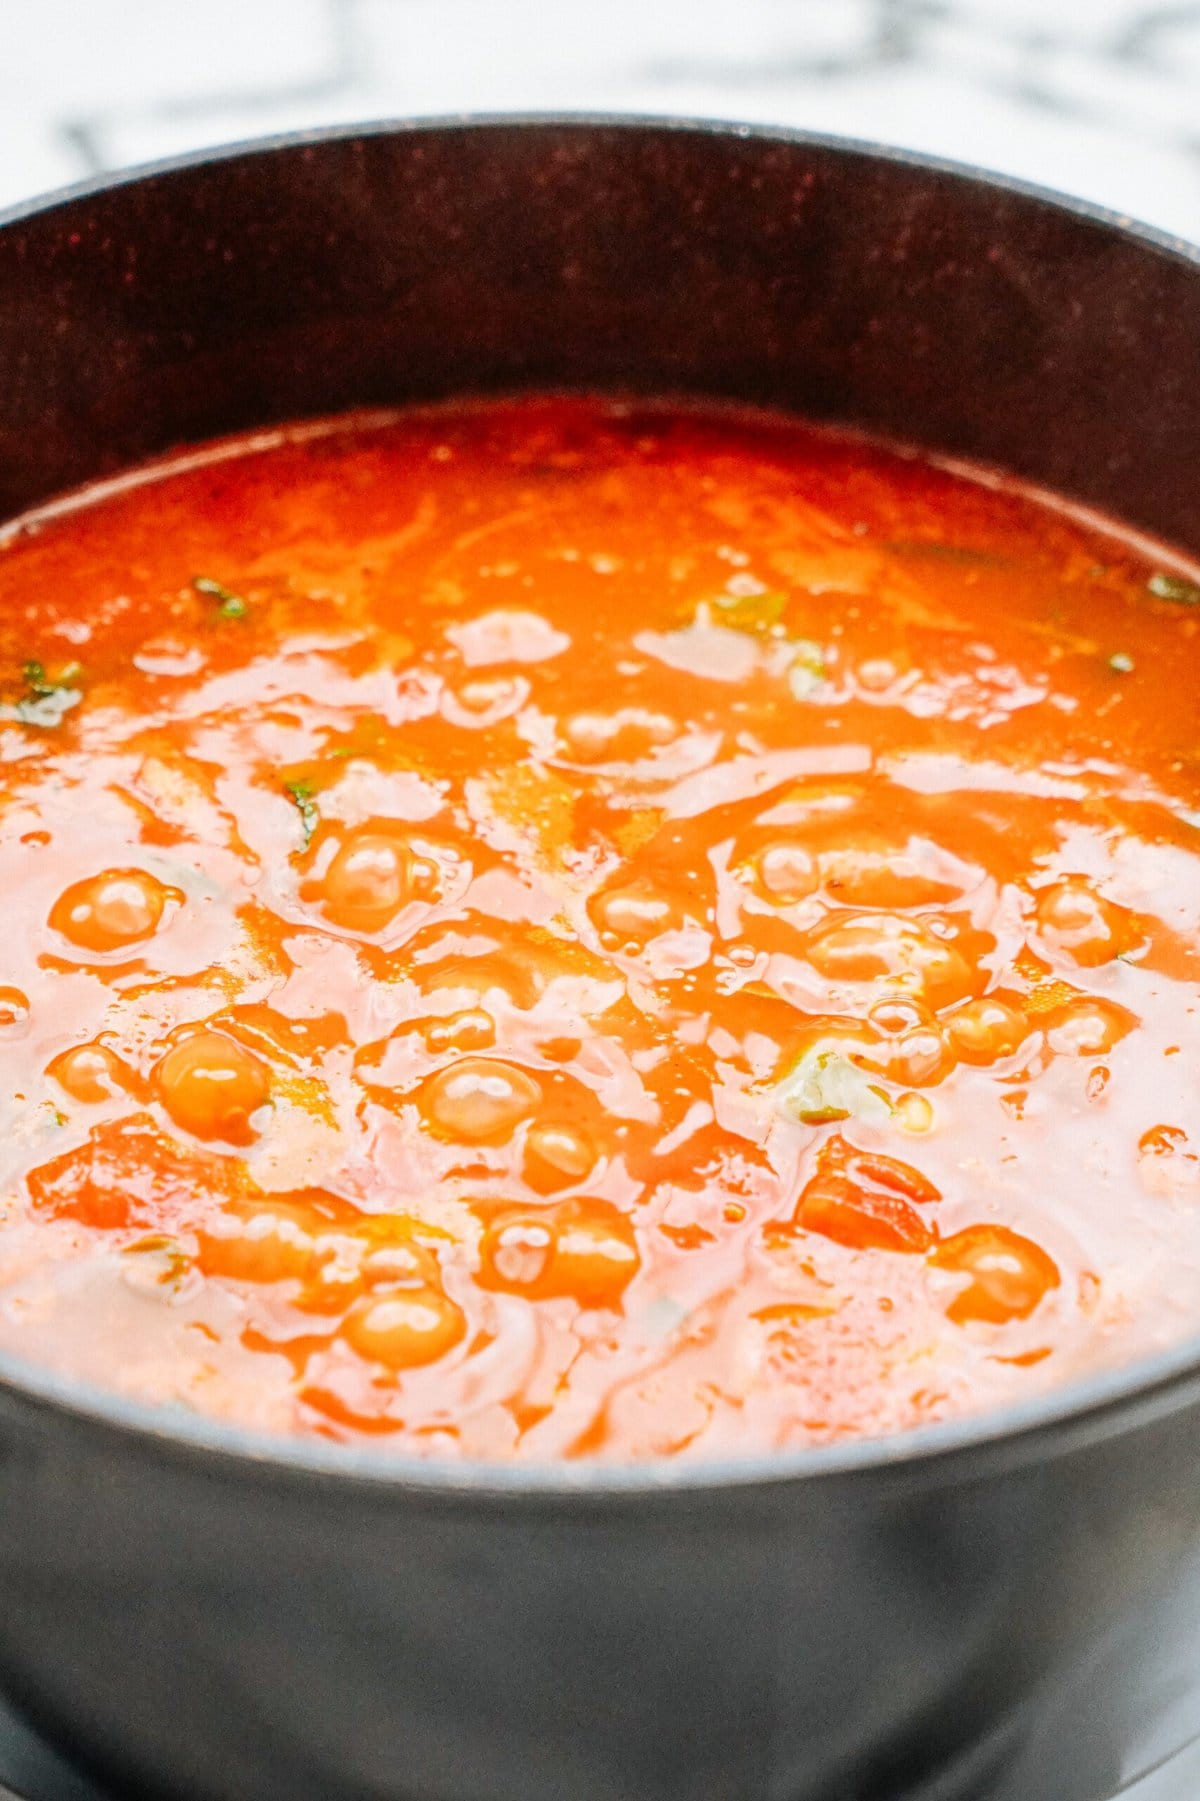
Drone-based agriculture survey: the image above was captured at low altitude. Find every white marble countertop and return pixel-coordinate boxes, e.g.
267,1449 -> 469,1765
1,2 -> 1199,1796
2,0 -> 1199,243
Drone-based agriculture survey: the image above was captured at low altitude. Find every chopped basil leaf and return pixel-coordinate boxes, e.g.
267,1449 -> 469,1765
776,1048 -> 893,1126
1148,572 -> 1200,606
194,575 -> 248,618
284,779 -> 319,849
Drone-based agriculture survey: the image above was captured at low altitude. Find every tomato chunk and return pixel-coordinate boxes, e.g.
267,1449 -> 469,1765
26,1115 -> 239,1231
933,1225 -> 1060,1325
794,1136 -> 940,1254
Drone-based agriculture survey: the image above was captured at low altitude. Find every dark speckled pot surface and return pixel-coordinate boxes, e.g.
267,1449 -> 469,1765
1,119 -> 1200,1801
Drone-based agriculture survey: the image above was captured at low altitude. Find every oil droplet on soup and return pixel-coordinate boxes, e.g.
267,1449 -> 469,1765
1,394 -> 1198,1460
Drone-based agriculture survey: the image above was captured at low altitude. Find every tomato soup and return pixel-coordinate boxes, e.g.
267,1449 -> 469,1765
0,396 -> 1198,1459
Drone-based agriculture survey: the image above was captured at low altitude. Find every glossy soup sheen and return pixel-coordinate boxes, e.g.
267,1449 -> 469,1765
0,397 -> 1198,1460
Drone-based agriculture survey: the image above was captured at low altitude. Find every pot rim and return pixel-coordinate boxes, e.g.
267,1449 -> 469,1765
3,108 -> 1198,269
2,110 -> 1199,1500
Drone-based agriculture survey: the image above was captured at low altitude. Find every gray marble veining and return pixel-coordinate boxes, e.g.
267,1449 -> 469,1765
1,0 -> 1198,237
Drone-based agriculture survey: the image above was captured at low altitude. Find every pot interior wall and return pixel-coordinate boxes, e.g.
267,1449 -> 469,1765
0,123 -> 1198,553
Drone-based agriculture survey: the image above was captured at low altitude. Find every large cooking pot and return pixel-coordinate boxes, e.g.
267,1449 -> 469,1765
1,118 -> 1199,1801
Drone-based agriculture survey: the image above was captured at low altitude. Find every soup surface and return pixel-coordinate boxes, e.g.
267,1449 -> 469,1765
1,396 -> 1198,1459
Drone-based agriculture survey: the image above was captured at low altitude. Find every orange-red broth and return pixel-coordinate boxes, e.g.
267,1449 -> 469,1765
1,397 -> 1198,1459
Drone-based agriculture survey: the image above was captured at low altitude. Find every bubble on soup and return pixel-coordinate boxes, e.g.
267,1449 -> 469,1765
443,673 -> 530,727
885,1024 -> 955,1088
360,1239 -> 440,1291
426,1009 -> 496,1054
867,996 -> 928,1036
562,707 -> 678,763
479,1199 -> 639,1307
447,608 -> 570,666
154,1030 -> 273,1144
48,1040 -> 137,1104
1034,877 -> 1138,967
342,1288 -> 467,1370
0,987 -> 31,1034
893,1092 -> 935,1134
589,883 -> 683,949
198,1200 -> 320,1284
551,1203 -> 641,1306
945,997 -> 1029,1066
1044,997 -> 1137,1057
816,843 -> 965,910
49,868 -> 175,953
524,1121 -> 596,1193
802,912 -> 979,1008
484,1216 -> 556,1289
755,843 -> 818,905
315,827 -> 415,932
420,1057 -> 543,1143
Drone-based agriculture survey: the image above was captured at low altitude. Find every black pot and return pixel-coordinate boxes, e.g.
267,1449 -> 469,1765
1,118 -> 1199,1801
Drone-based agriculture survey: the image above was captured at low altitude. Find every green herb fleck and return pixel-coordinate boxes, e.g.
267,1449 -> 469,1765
885,539 -> 1006,569
1108,651 -> 1135,674
711,588 -> 789,632
284,779 -> 319,849
776,1048 -> 893,1127
1148,572 -> 1200,607
2,659 -> 84,728
194,575 -> 248,619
